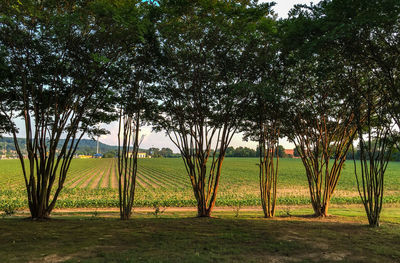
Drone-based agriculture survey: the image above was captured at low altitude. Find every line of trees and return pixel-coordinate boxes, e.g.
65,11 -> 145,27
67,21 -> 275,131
4,136 -> 400,160
1,0 -> 399,226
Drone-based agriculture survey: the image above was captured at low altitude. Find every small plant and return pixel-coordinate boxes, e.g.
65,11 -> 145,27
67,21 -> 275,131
283,207 -> 292,217
91,210 -> 99,218
3,204 -> 17,216
233,203 -> 242,218
152,203 -> 166,218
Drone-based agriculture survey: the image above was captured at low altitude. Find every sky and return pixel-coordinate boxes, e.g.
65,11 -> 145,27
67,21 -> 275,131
98,0 -> 312,151
266,0 -> 311,18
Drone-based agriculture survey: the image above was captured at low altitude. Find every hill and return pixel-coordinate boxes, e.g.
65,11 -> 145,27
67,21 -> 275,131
0,137 -> 118,156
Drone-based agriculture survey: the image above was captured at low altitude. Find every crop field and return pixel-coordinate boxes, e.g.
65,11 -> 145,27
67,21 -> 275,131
1,158 -> 400,209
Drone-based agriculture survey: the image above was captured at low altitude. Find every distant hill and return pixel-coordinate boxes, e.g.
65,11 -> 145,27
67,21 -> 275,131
0,137 -> 118,155
0,137 -> 182,158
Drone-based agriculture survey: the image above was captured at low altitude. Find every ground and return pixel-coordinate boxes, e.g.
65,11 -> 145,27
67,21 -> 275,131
1,205 -> 400,263
2,158 -> 400,262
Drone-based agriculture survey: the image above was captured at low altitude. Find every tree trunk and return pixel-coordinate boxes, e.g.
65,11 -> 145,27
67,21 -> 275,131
259,142 -> 278,219
197,204 -> 211,217
117,111 -> 141,220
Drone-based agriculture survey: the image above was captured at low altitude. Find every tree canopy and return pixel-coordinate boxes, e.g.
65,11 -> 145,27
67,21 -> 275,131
0,0 -> 399,225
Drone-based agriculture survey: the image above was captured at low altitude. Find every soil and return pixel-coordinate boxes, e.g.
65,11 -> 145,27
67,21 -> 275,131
110,164 -> 118,189
68,168 -> 98,188
16,203 -> 392,214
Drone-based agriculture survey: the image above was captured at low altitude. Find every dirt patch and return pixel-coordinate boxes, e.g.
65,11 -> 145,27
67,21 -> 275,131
79,172 -> 99,188
100,166 -> 111,188
250,254 -> 301,263
15,203 -> 386,215
278,227 -> 362,262
135,177 -> 149,188
111,164 -> 118,189
68,168 -> 97,188
89,166 -> 107,189
37,254 -> 73,263
137,173 -> 160,188
305,252 -> 352,262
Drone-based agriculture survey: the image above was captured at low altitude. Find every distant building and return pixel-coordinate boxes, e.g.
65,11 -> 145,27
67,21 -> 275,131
284,149 -> 300,158
79,155 -> 93,159
138,152 -> 147,158
93,153 -> 103,159
127,152 -> 148,158
285,149 -> 294,156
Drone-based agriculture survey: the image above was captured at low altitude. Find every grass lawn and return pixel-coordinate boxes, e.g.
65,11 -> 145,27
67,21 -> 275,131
1,206 -> 400,262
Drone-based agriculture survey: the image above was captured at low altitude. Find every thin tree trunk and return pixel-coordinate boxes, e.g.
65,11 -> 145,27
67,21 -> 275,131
118,109 -> 141,220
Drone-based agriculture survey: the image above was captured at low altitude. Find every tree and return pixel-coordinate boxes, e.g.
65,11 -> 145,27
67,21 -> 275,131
293,147 -> 300,157
244,84 -> 283,218
353,85 -> 394,227
316,0 -> 400,226
95,0 -> 159,220
154,0 -> 272,217
0,1 -> 116,219
159,148 -> 174,157
0,35 -> 13,136
103,150 -> 117,158
241,13 -> 285,217
281,4 -> 358,217
148,147 -> 160,157
276,145 -> 287,158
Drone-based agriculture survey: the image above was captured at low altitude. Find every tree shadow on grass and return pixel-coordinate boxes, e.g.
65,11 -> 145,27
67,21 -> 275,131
1,215 -> 400,263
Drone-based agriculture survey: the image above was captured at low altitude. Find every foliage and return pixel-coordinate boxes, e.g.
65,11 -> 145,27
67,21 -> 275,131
147,147 -> 180,158
295,0 -> 400,226
152,0 -> 274,217
316,0 -> 400,226
0,0 -> 399,227
2,203 -> 16,216
0,0 -> 117,218
151,202 -> 166,218
281,2 -> 360,217
100,0 -> 158,220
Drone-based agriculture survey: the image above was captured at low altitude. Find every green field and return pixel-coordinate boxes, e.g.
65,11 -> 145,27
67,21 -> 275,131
1,158 -> 400,209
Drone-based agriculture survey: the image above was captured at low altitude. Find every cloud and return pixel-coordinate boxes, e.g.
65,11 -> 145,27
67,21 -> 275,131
262,0 -> 312,18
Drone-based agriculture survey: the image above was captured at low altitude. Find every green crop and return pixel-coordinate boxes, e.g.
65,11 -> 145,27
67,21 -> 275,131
1,158 -> 400,209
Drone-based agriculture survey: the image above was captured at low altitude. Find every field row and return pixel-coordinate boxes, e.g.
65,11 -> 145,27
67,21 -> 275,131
0,158 -> 191,191
1,158 -> 400,209
62,158 -> 190,190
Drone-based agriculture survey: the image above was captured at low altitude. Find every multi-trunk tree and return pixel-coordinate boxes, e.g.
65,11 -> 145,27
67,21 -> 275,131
100,0 -> 159,220
0,1 -> 116,219
284,68 -> 358,217
241,18 -> 284,218
244,84 -> 284,218
353,80 -> 394,227
317,0 -> 400,226
117,95 -> 144,220
154,0 -> 273,217
282,5 -> 359,217
283,0 -> 399,220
